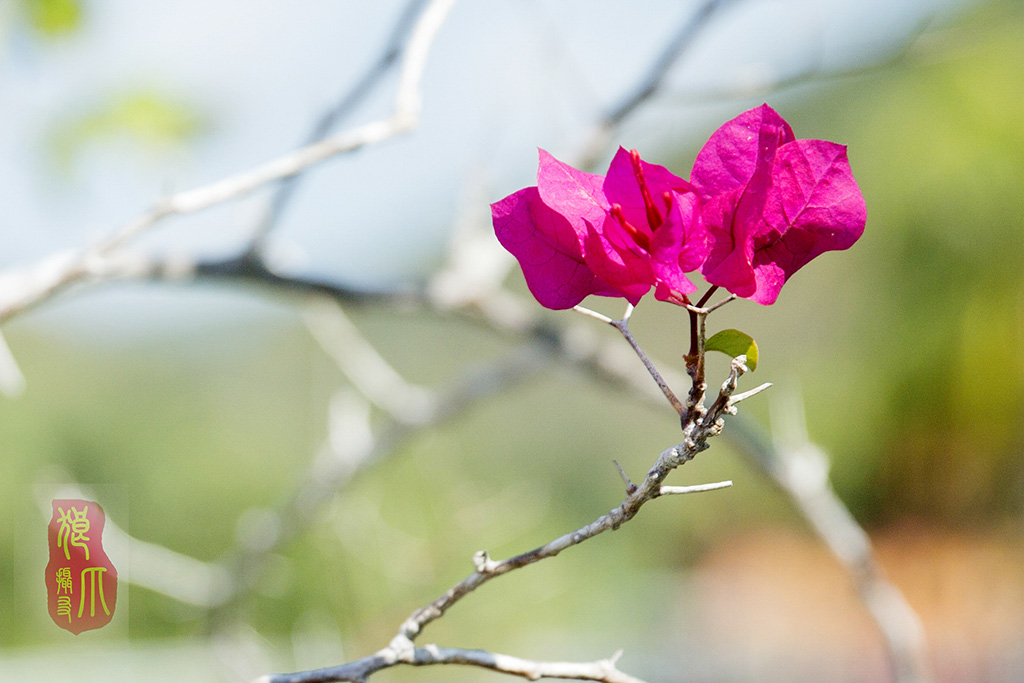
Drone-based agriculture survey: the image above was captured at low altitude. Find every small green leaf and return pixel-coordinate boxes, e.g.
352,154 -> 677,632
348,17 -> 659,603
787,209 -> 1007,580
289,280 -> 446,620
705,329 -> 758,371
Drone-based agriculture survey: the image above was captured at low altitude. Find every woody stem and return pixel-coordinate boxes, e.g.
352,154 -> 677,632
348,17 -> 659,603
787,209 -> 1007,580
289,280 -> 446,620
686,286 -> 716,364
682,286 -> 718,427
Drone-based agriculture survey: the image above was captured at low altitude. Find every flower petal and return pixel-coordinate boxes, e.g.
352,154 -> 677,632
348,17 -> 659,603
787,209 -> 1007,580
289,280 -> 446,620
649,191 -> 705,300
695,104 -> 798,302
748,140 -> 867,305
699,189 -> 757,298
583,217 -> 653,305
491,187 -> 613,309
762,140 -> 866,251
691,103 -> 795,199
535,149 -> 608,241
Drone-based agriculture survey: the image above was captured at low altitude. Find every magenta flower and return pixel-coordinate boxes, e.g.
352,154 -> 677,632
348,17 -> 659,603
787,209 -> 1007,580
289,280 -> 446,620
692,104 -> 866,305
492,148 -> 708,310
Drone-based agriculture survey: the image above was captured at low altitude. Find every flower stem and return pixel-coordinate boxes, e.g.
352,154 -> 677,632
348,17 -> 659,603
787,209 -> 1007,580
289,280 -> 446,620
681,286 -> 720,427
686,286 -> 718,360
696,285 -> 718,308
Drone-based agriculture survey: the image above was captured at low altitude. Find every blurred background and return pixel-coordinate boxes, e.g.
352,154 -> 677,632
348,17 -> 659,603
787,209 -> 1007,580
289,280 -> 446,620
2,0 -> 1024,681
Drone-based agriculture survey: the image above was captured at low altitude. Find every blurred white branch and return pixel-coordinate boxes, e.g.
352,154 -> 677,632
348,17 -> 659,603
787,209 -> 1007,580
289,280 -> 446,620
321,389 -> 375,478
0,0 -> 458,325
207,338 -> 553,619
0,329 -> 25,397
577,0 -> 732,169
258,645 -> 646,683
667,10 -> 941,105
427,179 -> 516,309
304,298 -> 436,423
250,0 -> 431,251
705,390 -> 935,683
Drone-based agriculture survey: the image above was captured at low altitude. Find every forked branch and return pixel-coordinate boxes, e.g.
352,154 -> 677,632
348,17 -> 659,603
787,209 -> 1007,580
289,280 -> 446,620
264,316 -> 750,683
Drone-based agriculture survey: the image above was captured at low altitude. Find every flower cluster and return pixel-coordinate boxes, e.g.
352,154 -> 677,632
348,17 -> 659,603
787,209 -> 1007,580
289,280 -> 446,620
492,104 -> 866,309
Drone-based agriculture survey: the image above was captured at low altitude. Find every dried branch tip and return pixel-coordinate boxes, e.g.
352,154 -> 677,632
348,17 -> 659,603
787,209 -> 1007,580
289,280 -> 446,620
612,459 -> 636,493
728,382 -> 772,406
572,305 -> 613,324
659,480 -> 733,496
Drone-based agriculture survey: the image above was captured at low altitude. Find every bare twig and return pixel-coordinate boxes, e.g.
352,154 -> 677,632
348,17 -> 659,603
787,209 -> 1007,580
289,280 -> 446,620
451,289 -> 933,683
728,381 -> 772,406
0,0 -> 458,325
612,459 -> 636,493
666,9 -> 942,106
577,0 -> 732,168
271,431 -> 734,683
259,645 -> 646,683
248,0 -> 430,253
252,260 -> 753,683
270,304 -> 751,682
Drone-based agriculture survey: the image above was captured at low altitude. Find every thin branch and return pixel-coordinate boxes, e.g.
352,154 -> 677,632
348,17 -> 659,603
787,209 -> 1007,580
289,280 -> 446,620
577,0 -> 732,168
260,645 -> 646,683
705,293 -> 736,314
666,8 -> 942,107
612,459 -> 636,494
610,315 -> 685,416
249,0 -> 430,252
265,285 -> 743,683
682,305 -> 708,426
728,381 -> 772,406
273,429 -> 730,683
476,296 -> 933,682
414,289 -> 933,683
0,0 -> 458,325
572,304 -> 614,325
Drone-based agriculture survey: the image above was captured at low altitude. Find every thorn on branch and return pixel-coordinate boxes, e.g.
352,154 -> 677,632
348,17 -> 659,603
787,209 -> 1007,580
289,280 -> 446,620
612,460 -> 637,495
